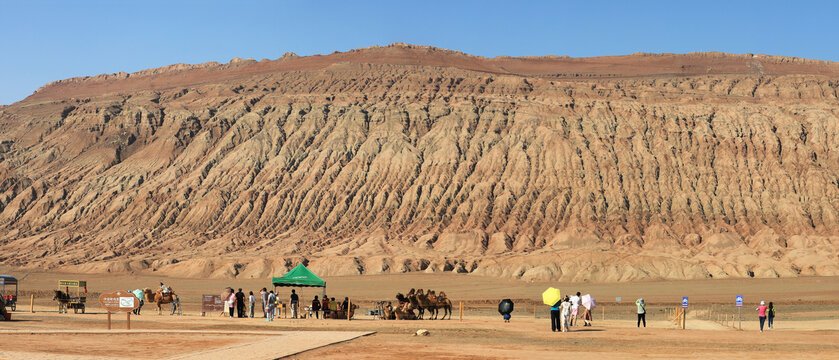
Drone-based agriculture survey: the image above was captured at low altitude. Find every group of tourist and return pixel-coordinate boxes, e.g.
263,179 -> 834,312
222,287 -> 255,318
307,294 -> 352,319
220,287 -> 351,322
756,301 -> 776,332
549,291 -> 593,332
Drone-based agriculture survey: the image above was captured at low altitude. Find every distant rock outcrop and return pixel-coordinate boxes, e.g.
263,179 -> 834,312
1,44 -> 838,280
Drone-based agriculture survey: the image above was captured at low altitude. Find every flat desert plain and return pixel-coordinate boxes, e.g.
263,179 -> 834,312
1,269 -> 838,359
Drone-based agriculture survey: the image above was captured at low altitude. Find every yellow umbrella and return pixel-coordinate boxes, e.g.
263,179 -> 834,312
542,287 -> 562,306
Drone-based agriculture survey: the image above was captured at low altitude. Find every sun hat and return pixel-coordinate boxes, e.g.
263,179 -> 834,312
760,301 -> 765,305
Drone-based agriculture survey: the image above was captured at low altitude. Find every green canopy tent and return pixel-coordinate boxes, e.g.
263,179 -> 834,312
271,264 -> 326,296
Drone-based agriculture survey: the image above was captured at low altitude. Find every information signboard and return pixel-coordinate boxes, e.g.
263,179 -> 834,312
681,296 -> 689,308
98,290 -> 140,312
735,295 -> 743,307
202,294 -> 225,313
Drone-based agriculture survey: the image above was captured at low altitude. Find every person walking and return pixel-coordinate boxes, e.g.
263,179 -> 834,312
235,288 -> 246,318
569,292 -> 581,326
550,299 -> 561,332
636,298 -> 646,328
290,289 -> 299,319
227,288 -> 236,318
560,296 -> 571,332
265,290 -> 276,322
248,291 -> 255,318
260,288 -> 268,318
312,295 -> 321,319
757,301 -> 768,332
342,297 -> 349,317
767,302 -> 776,330
132,289 -> 144,315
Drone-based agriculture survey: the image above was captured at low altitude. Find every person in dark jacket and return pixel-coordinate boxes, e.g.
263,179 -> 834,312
235,288 -> 246,318
312,295 -> 321,319
550,300 -> 561,332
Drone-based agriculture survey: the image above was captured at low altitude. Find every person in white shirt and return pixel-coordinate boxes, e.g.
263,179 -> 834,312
248,291 -> 255,318
560,296 -> 572,332
569,292 -> 581,326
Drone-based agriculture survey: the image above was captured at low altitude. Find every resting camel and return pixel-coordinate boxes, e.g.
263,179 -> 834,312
394,293 -> 417,320
143,288 -> 181,315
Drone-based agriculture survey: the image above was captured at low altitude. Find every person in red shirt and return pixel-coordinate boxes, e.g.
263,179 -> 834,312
756,301 -> 769,332
322,295 -> 330,318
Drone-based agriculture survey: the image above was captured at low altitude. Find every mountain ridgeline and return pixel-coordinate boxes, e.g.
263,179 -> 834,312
1,44 -> 838,281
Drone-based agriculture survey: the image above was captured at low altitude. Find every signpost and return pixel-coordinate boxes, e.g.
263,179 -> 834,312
201,294 -> 225,316
681,297 -> 688,329
98,290 -> 140,330
735,295 -> 743,330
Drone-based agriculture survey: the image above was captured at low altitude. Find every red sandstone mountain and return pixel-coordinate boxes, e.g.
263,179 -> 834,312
1,43 -> 838,281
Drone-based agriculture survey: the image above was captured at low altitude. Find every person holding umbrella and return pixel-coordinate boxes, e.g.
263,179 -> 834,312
498,299 -> 514,323
542,287 -> 562,332
581,294 -> 596,326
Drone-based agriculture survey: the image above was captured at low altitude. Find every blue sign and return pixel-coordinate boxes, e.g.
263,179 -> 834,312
735,295 -> 743,307
681,296 -> 689,308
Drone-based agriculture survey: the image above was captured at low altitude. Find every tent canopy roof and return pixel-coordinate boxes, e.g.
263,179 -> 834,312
0,275 -> 17,285
271,264 -> 325,287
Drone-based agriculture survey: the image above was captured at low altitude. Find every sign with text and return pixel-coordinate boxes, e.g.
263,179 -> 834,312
202,294 -> 224,312
681,296 -> 689,308
735,295 -> 743,307
98,290 -> 140,312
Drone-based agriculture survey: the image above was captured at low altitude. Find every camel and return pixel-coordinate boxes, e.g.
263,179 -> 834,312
419,289 -> 439,320
394,293 -> 417,320
436,291 -> 453,320
407,289 -> 424,319
143,288 -> 181,315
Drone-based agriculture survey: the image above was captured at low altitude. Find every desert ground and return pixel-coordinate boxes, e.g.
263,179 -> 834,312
1,269 -> 838,359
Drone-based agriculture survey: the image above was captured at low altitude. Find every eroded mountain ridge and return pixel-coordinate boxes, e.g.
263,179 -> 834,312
1,44 -> 838,281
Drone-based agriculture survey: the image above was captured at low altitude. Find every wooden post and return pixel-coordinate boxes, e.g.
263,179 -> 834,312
127,312 -> 131,330
347,299 -> 351,321
682,309 -> 686,329
459,301 -> 463,321
107,311 -> 111,330
30,294 -> 34,313
533,304 -> 536,319
602,306 -> 605,321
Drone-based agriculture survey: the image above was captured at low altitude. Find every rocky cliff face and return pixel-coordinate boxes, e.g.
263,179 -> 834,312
1,44 -> 838,281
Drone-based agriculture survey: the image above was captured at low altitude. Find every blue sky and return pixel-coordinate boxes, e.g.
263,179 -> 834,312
1,0 -> 836,105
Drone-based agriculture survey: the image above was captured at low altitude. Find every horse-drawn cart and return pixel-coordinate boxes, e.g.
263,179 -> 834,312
56,280 -> 87,314
1,275 -> 18,311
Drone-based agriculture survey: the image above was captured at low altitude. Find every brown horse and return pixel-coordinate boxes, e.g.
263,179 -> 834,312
52,290 -> 70,314
143,288 -> 181,315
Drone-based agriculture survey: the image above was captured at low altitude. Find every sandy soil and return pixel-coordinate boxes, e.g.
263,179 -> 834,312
0,333 -> 261,358
1,271 -> 837,359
